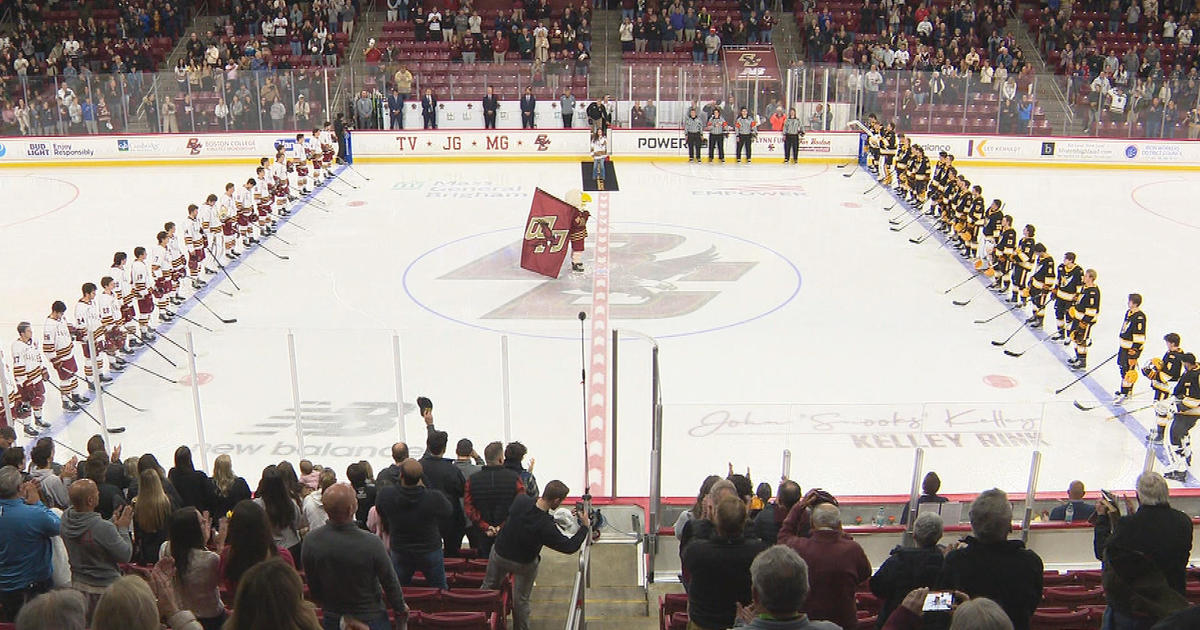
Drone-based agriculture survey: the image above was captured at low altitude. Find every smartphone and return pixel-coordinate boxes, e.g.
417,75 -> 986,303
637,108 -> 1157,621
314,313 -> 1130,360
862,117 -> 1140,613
1100,489 -> 1121,515
922,591 -> 954,612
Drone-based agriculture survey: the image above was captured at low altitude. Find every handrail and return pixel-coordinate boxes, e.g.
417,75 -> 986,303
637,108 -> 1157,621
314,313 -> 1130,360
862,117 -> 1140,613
564,525 -> 592,630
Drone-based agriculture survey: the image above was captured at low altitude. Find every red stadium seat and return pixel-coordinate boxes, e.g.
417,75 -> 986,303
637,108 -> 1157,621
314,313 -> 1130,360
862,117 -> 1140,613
413,611 -> 490,630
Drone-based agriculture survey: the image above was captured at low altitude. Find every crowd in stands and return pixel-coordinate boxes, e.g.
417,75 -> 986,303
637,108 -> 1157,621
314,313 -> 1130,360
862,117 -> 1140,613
1027,0 -> 1200,136
0,405 -> 592,630
669,467 -> 1198,630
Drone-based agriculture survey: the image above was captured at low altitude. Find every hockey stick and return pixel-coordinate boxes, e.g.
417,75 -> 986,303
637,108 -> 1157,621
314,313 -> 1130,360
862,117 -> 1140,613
142,338 -> 179,367
176,313 -> 215,332
42,378 -> 125,433
889,213 -> 908,225
124,360 -> 179,384
951,288 -> 983,306
205,246 -> 241,291
909,230 -> 934,244
974,304 -> 1021,324
257,243 -> 290,260
889,216 -> 919,232
841,163 -> 859,177
1003,335 -> 1058,357
1075,390 -> 1147,412
194,296 -> 238,324
350,165 -> 372,181
155,332 -> 195,357
992,322 -> 1026,347
280,219 -> 309,231
942,274 -> 978,294
63,369 -> 145,412
1106,403 -> 1155,421
1054,352 -> 1119,395
328,171 -> 358,189
269,233 -> 292,246
862,182 -> 879,195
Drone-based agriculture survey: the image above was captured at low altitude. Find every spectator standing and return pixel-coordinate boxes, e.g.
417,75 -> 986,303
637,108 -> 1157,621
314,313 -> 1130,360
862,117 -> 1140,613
561,87 -> 577,128
302,469 -> 338,532
0,466 -> 60,621
734,107 -> 757,163
900,472 -> 949,524
644,101 -> 657,128
376,442 -> 409,488
354,90 -> 374,130
734,545 -> 840,630
216,559 -> 318,630
83,452 -> 126,520
417,425 -> 467,556
210,454 -> 251,520
465,441 -> 525,558
520,87 -> 537,129
753,480 -> 801,543
60,480 -> 134,618
591,131 -> 608,185
1047,480 -> 1096,522
481,481 -> 590,630
939,489 -> 1044,630
303,484 -> 407,630
348,462 -> 377,529
93,574 -> 205,630
12,589 -> 87,630
682,496 -> 769,630
168,446 -> 215,515
28,443 -> 70,510
870,513 -> 945,628
505,441 -> 538,496
160,507 -> 226,630
388,87 -> 405,130
422,88 -> 438,129
219,500 -> 295,592
133,469 -> 176,564
375,459 -> 451,589
0,427 -> 15,461
781,503 -> 871,630
1093,472 -> 1193,629
253,467 -> 306,559
454,439 -> 484,479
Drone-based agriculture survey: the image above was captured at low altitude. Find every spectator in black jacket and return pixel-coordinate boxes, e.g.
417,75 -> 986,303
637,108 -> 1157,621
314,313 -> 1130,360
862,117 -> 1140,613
211,454 -> 252,520
504,442 -> 538,497
167,446 -> 216,515
347,462 -> 377,530
1093,472 -> 1193,628
939,489 -> 1043,630
900,471 -> 949,525
85,435 -> 126,492
375,459 -> 452,589
682,495 -> 768,630
753,480 -> 800,544
482,480 -> 590,630
134,454 -> 184,508
519,86 -> 537,128
465,442 -> 525,558
870,513 -> 945,628
418,426 -> 466,557
375,443 -> 409,488
83,452 -> 126,520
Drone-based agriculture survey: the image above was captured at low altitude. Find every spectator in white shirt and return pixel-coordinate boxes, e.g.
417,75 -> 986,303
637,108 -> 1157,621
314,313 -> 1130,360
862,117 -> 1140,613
302,470 -> 337,532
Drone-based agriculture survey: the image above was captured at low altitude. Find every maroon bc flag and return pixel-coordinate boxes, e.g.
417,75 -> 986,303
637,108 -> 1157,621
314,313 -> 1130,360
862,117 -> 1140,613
520,188 -> 577,278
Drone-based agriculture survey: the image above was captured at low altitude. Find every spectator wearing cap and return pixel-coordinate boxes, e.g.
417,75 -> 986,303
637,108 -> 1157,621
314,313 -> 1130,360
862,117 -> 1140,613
900,472 -> 949,525
482,481 -> 590,630
870,513 -> 945,628
683,496 -> 769,630
753,481 -> 802,545
1047,480 -> 1095,522
939,489 -> 1043,630
465,442 -> 525,558
418,418 -> 466,556
0,466 -> 60,621
782,503 -> 870,630
374,459 -> 452,589
733,545 -> 839,630
303,483 -> 407,630
1092,472 -> 1193,629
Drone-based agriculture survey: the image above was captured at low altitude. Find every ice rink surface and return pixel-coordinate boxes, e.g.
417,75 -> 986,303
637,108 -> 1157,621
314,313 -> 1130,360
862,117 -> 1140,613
1,157 -> 1197,497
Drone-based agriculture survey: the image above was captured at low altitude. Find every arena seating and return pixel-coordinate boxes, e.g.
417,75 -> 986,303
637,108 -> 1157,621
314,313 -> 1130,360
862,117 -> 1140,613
658,568 -> 1200,630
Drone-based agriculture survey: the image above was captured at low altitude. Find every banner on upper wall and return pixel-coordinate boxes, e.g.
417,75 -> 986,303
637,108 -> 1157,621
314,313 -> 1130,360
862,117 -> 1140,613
905,133 -> 1200,167
0,132 -> 298,164
722,46 -> 782,82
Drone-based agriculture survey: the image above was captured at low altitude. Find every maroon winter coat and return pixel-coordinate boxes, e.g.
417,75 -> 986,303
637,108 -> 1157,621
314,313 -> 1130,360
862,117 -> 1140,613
780,528 -> 872,630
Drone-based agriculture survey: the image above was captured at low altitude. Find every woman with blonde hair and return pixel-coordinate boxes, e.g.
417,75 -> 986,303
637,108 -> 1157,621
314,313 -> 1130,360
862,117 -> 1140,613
92,574 -> 202,630
134,469 -> 176,563
212,454 -> 251,518
222,557 -> 321,630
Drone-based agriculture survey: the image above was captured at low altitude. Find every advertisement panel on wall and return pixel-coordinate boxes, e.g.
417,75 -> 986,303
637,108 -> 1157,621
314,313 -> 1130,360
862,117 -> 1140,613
351,129 -> 592,159
607,129 -> 861,159
0,132 -> 295,165
905,133 -> 1200,167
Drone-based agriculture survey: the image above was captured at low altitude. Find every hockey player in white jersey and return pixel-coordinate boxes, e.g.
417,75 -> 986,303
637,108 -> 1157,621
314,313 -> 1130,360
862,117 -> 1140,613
271,151 -> 291,214
75,282 -> 123,383
44,301 -> 91,406
182,204 -> 208,289
306,130 -> 324,185
130,246 -> 158,339
253,167 -> 274,237
290,135 -> 310,195
98,276 -> 134,362
150,231 -> 177,323
110,251 -> 143,348
13,322 -> 51,435
198,194 -> 221,273
219,183 -> 239,259
164,221 -> 186,304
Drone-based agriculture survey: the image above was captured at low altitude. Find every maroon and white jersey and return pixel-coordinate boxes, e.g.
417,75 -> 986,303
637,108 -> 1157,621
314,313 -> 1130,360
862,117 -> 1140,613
183,216 -> 203,251
200,201 -> 220,235
167,234 -> 185,269
130,259 -> 152,297
11,337 -> 45,386
110,264 -> 133,308
97,291 -> 121,328
42,317 -> 74,363
218,193 -> 236,222
74,298 -> 103,343
149,244 -> 170,279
